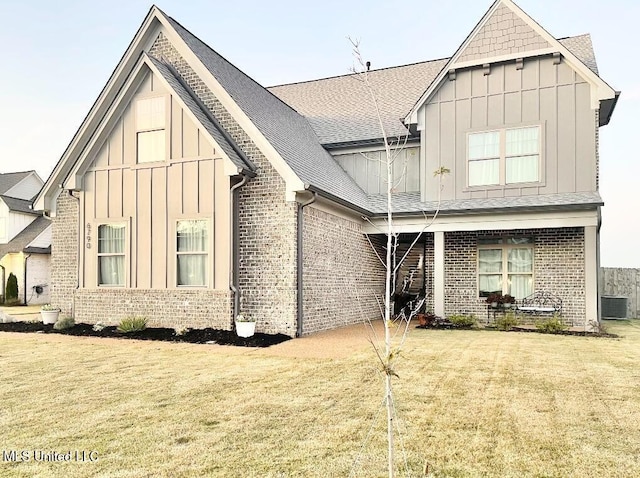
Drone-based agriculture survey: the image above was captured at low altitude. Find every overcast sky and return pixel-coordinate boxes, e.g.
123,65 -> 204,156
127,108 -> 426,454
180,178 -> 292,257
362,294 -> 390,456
0,0 -> 637,267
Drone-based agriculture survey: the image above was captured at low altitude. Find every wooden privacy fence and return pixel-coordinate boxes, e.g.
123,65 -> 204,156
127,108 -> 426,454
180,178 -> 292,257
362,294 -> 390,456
600,268 -> 640,319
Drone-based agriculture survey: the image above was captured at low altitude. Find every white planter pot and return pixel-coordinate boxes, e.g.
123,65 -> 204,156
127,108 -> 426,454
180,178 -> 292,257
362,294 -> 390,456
235,321 -> 256,338
41,310 -> 60,325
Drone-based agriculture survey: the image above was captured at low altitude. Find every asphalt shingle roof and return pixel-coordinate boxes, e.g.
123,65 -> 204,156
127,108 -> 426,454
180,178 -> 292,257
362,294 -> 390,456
367,191 -> 604,215
0,195 -> 38,215
269,35 -> 598,147
148,55 -> 250,171
166,14 -> 371,211
0,216 -> 51,258
0,171 -> 32,196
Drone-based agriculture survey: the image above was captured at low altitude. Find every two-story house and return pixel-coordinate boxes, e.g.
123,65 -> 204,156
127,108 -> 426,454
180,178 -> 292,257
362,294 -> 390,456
35,0 -> 618,334
0,171 -> 51,305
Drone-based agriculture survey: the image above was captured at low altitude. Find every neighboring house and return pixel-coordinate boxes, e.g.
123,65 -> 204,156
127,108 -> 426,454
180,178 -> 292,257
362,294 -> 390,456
35,0 -> 618,334
0,171 -> 51,305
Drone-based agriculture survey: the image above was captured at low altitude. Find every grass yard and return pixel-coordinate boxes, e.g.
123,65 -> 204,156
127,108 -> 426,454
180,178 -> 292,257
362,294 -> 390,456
1,321 -> 639,477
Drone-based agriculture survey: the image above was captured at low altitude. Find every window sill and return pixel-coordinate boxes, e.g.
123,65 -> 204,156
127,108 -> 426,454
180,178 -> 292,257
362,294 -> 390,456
463,180 -> 545,193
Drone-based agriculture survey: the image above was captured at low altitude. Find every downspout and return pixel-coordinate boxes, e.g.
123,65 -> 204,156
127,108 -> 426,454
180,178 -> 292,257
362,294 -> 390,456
230,174 -> 249,325
23,254 -> 31,304
296,190 -> 317,337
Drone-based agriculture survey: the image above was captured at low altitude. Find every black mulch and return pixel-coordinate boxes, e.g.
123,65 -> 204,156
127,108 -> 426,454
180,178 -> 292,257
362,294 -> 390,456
415,322 -> 619,338
0,322 -> 291,347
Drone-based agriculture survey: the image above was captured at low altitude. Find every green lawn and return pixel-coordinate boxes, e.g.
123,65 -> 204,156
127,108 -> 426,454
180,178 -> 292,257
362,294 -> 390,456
1,321 -> 639,477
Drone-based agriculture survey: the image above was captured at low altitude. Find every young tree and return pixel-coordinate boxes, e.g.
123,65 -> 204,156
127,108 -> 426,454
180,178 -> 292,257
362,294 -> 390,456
348,38 -> 448,478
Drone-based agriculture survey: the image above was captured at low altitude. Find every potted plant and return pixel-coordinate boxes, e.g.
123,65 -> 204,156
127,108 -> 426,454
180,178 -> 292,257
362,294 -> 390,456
485,293 -> 504,308
40,304 -> 61,325
235,314 -> 256,338
502,294 -> 516,308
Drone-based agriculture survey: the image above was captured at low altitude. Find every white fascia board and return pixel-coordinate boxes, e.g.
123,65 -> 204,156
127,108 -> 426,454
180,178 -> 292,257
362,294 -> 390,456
363,209 -> 599,234
34,9 -> 163,212
156,14 -> 305,200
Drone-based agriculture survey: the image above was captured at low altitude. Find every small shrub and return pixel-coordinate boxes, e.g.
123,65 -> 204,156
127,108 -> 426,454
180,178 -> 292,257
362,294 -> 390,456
5,273 -> 19,305
41,304 -> 60,311
92,322 -> 106,332
53,316 -> 75,330
447,314 -> 477,328
495,311 -> 518,331
536,315 -> 567,333
117,316 -> 147,333
175,326 -> 190,336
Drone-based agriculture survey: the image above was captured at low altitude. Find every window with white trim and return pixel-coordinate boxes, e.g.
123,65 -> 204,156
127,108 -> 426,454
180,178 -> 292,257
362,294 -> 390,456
176,220 -> 208,286
468,126 -> 540,187
98,223 -> 126,286
136,97 -> 165,163
478,237 -> 533,299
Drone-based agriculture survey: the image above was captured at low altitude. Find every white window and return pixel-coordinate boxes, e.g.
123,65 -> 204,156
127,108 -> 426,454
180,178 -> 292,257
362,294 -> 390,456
136,97 -> 165,163
98,224 -> 126,286
176,220 -> 208,286
478,237 -> 533,299
468,126 -> 540,187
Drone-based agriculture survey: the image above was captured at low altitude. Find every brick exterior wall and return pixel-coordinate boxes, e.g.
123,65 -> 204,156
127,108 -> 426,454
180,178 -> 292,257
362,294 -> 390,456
595,109 -> 600,190
458,4 -> 550,62
301,206 -> 385,334
443,227 -> 586,325
51,193 -> 78,316
74,289 -> 230,329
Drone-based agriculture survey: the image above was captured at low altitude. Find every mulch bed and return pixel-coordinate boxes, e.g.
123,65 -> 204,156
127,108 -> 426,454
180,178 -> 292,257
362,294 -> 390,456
416,322 -> 619,338
0,321 -> 291,347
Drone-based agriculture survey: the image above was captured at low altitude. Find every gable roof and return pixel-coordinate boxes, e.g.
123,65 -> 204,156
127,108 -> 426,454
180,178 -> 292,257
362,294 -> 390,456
404,0 -> 617,127
165,15 -> 371,210
0,195 -> 38,216
269,35 -> 598,147
0,171 -> 34,196
0,216 -> 51,258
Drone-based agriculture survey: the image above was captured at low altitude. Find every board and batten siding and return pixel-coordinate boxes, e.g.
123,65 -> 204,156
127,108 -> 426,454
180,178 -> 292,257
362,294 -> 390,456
80,68 -> 230,291
333,146 -> 420,194
421,56 -> 597,202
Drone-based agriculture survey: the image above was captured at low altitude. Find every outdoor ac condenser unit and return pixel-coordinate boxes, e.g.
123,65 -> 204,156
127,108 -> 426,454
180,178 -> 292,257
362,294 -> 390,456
601,296 -> 628,319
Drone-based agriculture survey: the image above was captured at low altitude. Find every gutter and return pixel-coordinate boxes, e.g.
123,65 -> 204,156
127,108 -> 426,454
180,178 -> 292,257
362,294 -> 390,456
230,173 -> 249,326
296,190 -> 317,337
0,264 -> 4,304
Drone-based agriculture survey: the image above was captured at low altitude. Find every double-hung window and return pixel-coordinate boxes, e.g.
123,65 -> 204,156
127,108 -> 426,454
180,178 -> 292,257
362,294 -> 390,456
468,126 -> 540,187
98,224 -> 126,286
176,220 -> 208,286
478,237 -> 534,299
136,97 -> 166,163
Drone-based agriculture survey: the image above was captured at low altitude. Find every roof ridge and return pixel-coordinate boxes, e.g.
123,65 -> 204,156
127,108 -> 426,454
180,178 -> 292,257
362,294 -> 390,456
267,57 -> 451,89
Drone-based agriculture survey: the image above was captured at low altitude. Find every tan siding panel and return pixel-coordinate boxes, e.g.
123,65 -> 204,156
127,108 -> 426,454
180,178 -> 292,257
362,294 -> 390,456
487,94 -> 504,126
521,89 -> 539,123
108,121 -> 123,166
575,83 -> 596,191
456,72 -> 472,99
171,97 -> 182,159
521,60 -> 539,91
539,87 -> 558,194
405,148 -> 420,192
504,64 -> 521,93
439,78 -> 454,102
488,64 -> 504,95
504,92 -> 521,124
136,168 -> 152,288
182,161 -> 199,215
424,104 -> 440,201
168,163 -> 183,217
557,84 -> 576,192
539,59 -> 556,88
108,169 -> 123,218
198,159 -> 214,215
454,99 -> 469,198
95,170 -> 109,219
122,104 -> 136,165
182,112 -> 199,158
471,96 -> 487,129
471,68 -> 487,97
557,60 -> 575,86
151,167 -> 167,288
83,171 -> 96,288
